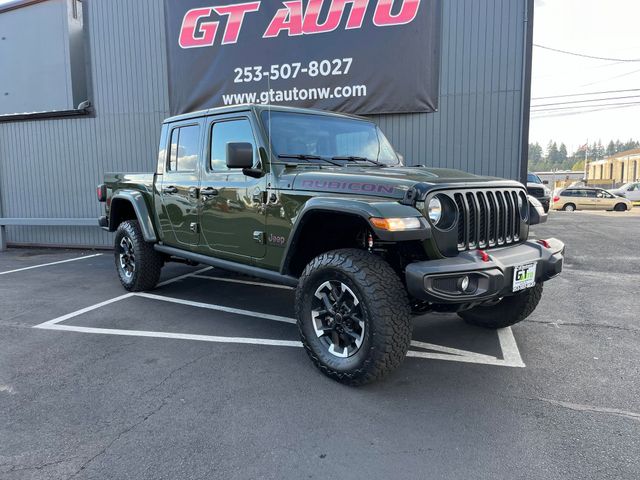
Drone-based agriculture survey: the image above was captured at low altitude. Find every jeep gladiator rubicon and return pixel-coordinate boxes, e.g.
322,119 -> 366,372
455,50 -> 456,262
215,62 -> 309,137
98,105 -> 564,385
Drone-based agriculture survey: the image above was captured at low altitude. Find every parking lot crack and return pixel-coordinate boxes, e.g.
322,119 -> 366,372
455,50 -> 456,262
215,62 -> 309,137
0,456 -> 79,474
533,397 -> 640,423
526,319 -> 640,334
141,351 -> 215,397
65,352 -> 215,479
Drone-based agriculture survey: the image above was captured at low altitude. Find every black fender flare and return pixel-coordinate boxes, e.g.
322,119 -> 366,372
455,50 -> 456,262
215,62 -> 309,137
109,190 -> 158,242
279,196 -> 429,274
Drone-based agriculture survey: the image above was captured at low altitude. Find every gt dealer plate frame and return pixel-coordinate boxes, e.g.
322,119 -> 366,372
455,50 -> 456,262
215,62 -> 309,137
512,262 -> 537,292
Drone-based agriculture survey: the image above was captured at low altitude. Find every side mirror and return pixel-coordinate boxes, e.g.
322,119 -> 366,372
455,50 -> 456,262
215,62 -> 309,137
396,152 -> 404,164
542,180 -> 549,185
226,142 -> 254,169
528,196 -> 547,225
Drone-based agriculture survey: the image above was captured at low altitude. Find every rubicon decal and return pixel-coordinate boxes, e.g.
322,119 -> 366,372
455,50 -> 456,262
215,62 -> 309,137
179,0 -> 422,48
300,180 -> 396,194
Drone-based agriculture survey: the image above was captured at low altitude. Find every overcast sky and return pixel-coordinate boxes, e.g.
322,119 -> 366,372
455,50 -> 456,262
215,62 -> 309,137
530,0 -> 640,153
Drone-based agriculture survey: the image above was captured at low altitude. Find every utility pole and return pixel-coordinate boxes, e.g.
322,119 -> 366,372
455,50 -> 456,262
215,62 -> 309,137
583,140 -> 589,186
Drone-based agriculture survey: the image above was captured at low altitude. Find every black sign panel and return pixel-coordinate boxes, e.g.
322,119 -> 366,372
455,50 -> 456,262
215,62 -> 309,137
164,0 -> 441,115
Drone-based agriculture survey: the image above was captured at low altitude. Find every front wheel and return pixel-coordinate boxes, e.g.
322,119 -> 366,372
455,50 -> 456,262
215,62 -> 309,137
114,220 -> 163,291
295,249 -> 412,385
459,284 -> 543,329
614,203 -> 628,212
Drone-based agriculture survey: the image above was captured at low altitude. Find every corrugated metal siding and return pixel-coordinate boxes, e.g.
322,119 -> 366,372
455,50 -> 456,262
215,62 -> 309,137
0,0 -> 527,248
372,0 -> 526,180
0,0 -> 169,246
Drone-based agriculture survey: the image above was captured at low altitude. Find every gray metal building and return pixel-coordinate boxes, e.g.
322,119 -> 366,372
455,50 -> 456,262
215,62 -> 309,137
0,0 -> 533,249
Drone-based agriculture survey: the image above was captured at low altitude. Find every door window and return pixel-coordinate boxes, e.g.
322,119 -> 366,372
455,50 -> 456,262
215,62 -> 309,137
210,119 -> 256,171
584,190 -> 597,198
168,125 -> 200,172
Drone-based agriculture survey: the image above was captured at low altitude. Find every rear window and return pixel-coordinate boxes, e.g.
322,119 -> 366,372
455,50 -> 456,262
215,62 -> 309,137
561,189 -> 580,197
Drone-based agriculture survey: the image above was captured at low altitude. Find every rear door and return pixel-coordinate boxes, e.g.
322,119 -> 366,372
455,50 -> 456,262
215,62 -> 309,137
197,115 -> 267,260
580,189 -> 598,209
158,121 -> 203,246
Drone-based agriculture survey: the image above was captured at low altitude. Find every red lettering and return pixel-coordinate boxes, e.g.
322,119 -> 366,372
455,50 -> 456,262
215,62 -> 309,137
213,1 -> 261,45
373,0 -> 420,26
263,0 -> 304,37
303,0 -> 369,34
179,8 -> 218,49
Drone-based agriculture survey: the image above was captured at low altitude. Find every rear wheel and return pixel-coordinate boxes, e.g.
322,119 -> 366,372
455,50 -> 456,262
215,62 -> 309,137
614,203 -> 628,212
114,220 -> 163,291
562,203 -> 576,212
295,249 -> 412,385
459,284 -> 543,329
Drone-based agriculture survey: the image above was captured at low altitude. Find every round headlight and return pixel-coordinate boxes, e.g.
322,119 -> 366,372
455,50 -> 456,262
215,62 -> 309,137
428,197 -> 442,224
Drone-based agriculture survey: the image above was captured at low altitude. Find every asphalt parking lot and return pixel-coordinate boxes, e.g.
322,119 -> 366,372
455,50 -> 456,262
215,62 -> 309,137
1,211 -> 639,480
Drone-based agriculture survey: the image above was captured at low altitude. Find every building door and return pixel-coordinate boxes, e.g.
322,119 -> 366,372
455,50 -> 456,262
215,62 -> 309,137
159,123 -> 202,246
198,116 -> 267,260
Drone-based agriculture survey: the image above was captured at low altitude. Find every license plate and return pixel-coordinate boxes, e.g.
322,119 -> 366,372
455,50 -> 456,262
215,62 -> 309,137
512,263 -> 537,292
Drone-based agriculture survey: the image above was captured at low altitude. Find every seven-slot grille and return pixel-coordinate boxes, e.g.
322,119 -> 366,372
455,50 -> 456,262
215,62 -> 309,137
452,189 -> 523,251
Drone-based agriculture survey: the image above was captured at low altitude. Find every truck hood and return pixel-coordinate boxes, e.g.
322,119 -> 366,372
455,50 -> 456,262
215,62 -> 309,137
289,166 -> 522,199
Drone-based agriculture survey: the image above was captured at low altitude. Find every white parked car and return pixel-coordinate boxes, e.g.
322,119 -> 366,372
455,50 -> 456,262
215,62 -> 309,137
610,182 -> 640,202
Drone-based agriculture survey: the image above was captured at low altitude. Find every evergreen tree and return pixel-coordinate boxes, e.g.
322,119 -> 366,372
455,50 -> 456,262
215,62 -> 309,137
606,140 -> 616,157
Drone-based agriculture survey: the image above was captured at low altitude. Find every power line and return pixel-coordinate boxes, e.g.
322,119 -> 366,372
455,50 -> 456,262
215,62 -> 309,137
532,88 -> 640,100
532,94 -> 640,108
531,103 -> 640,119
531,100 -> 640,113
579,67 -> 640,88
534,44 -> 640,62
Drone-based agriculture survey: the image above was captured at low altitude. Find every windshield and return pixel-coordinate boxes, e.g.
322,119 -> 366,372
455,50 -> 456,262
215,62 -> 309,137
261,111 -> 400,166
527,173 -> 542,184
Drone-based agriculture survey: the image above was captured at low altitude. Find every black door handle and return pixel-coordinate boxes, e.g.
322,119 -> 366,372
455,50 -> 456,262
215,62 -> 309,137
200,187 -> 219,197
162,186 -> 178,194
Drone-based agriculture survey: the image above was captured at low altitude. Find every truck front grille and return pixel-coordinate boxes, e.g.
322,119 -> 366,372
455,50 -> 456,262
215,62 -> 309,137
452,189 -> 523,251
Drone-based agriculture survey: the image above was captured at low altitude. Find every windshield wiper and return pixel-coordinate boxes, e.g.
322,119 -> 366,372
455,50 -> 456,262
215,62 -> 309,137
278,153 -> 341,166
331,155 -> 386,167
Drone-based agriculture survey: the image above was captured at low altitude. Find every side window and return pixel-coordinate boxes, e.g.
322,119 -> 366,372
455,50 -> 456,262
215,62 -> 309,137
168,125 -> 200,172
210,118 -> 256,171
584,190 -> 597,198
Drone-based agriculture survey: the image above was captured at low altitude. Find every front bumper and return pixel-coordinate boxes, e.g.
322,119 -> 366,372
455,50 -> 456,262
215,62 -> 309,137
406,238 -> 564,304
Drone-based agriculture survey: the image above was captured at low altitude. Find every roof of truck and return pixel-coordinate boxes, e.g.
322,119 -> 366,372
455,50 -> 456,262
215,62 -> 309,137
163,104 -> 369,124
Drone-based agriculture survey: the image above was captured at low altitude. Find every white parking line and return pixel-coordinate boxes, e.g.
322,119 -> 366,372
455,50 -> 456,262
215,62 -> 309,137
135,292 -> 296,324
39,324 -> 303,348
191,274 -> 294,290
0,253 -> 103,275
407,329 -> 525,368
32,268 -> 525,368
156,267 -> 213,287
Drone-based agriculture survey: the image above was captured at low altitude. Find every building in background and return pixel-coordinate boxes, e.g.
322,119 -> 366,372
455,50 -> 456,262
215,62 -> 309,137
0,0 -> 534,249
588,149 -> 640,188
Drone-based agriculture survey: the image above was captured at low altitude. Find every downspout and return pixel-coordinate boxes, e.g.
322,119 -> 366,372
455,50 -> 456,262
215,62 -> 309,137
518,0 -> 535,184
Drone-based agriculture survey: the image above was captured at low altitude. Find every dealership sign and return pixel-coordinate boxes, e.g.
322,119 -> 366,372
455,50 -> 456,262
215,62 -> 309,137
164,0 -> 441,115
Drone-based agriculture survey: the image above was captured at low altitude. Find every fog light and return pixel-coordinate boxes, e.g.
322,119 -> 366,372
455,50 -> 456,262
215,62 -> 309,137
458,275 -> 470,292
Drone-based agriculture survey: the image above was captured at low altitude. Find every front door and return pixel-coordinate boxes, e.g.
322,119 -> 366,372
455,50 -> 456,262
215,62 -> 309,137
159,122 -> 202,246
198,116 -> 267,259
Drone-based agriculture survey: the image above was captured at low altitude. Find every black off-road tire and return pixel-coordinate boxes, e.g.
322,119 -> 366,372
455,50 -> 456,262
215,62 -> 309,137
114,220 -> 163,292
614,203 -> 627,212
459,283 -> 543,329
295,249 -> 412,386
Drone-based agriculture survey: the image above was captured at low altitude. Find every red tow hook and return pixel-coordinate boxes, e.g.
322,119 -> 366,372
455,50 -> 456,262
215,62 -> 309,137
477,249 -> 490,262
537,239 -> 551,249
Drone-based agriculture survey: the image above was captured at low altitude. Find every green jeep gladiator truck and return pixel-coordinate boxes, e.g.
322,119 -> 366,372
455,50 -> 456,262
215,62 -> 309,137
98,105 -> 564,385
